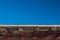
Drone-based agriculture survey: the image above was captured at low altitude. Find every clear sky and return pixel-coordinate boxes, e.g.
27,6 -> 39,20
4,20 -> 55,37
0,0 -> 60,24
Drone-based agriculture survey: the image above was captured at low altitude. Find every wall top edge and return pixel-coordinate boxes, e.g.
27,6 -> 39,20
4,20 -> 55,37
0,25 -> 59,27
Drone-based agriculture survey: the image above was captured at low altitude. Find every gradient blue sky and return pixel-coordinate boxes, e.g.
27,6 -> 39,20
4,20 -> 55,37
0,0 -> 60,24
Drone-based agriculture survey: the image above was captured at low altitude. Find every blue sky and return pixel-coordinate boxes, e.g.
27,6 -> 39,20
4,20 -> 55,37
0,0 -> 60,24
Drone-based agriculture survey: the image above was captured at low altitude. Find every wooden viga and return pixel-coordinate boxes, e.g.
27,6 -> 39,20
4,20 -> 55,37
0,25 -> 60,40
